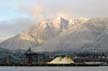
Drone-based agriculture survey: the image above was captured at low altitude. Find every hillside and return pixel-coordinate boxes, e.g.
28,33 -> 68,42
1,17 -> 108,55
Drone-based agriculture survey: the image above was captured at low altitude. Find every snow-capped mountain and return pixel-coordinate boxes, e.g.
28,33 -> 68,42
0,16 -> 78,50
1,16 -> 108,54
32,18 -> 108,53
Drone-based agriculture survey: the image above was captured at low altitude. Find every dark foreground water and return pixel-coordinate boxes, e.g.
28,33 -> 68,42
0,66 -> 107,71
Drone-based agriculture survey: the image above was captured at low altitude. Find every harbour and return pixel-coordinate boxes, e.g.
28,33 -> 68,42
0,66 -> 107,71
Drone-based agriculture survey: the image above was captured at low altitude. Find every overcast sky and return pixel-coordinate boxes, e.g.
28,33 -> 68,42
0,0 -> 108,41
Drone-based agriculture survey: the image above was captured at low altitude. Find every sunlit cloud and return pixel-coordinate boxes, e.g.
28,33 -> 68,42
18,2 -> 75,21
56,9 -> 74,19
19,3 -> 46,21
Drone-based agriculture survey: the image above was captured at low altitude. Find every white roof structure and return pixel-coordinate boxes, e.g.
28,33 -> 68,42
60,56 -> 74,64
47,56 -> 74,64
47,57 -> 62,64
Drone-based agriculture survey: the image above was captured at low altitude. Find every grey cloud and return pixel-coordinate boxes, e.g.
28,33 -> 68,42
0,18 -> 36,36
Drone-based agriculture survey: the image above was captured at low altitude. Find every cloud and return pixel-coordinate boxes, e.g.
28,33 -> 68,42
56,9 -> 74,19
0,18 -> 35,36
18,2 -> 75,20
19,3 -> 45,21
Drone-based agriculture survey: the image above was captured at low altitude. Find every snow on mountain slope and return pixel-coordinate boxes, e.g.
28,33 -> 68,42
32,18 -> 108,52
0,36 -> 14,43
2,17 -> 108,53
0,16 -> 77,50
0,37 -> 5,42
85,27 -> 108,53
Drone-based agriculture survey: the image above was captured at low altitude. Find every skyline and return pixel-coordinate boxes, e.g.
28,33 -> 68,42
0,0 -> 108,41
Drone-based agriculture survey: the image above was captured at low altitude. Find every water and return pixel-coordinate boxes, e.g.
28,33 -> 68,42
0,66 -> 107,71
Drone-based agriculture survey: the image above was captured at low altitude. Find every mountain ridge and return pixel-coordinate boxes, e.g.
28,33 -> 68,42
1,17 -> 108,53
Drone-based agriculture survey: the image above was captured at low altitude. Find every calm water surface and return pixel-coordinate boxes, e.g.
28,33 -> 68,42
0,66 -> 107,71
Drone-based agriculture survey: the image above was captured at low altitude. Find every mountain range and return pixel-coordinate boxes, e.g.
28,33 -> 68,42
0,16 -> 108,54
